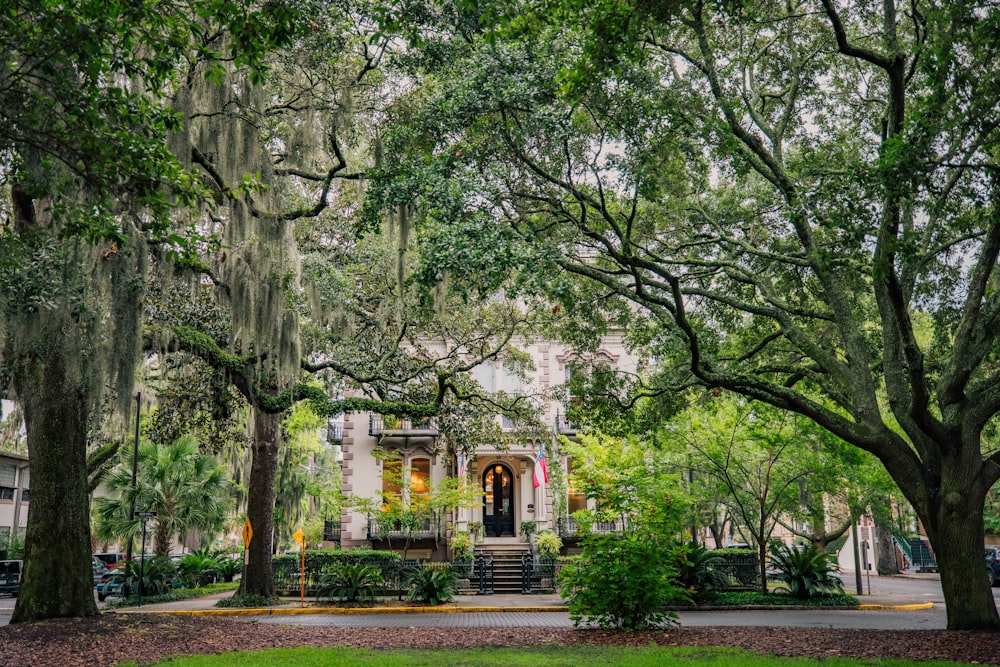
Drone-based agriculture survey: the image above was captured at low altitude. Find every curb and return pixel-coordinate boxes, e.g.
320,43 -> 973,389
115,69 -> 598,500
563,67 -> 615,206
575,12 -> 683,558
858,602 -> 934,611
112,602 -> 933,617
113,605 -> 571,617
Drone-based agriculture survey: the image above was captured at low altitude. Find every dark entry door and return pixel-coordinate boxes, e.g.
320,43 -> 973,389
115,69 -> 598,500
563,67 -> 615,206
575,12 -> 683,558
483,463 -> 515,537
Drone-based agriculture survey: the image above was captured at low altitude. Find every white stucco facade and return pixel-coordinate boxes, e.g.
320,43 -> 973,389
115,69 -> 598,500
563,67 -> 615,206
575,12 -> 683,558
336,333 -> 641,558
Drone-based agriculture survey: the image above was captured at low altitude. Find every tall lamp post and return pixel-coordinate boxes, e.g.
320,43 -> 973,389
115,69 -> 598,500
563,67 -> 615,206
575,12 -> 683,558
136,511 -> 156,608
126,392 -> 141,563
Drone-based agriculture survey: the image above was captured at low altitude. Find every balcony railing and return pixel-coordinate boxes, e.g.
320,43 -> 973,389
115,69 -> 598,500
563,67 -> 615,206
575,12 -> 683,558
367,515 -> 441,540
326,420 -> 343,444
556,515 -> 627,538
322,520 -> 340,543
369,415 -> 440,437
554,411 -> 578,434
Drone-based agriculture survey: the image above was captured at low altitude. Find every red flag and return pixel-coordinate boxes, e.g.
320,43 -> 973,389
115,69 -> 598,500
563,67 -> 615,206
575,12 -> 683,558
533,443 -> 548,488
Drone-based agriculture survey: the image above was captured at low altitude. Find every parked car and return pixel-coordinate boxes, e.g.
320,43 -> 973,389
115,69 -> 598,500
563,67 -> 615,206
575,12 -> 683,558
92,556 -> 109,585
985,547 -> 1000,586
96,564 -> 128,601
93,553 -> 126,568
0,560 -> 22,597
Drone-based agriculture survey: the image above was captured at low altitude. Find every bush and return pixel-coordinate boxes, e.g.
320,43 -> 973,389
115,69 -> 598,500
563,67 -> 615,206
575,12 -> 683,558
558,533 -> 687,629
216,556 -> 242,583
451,532 -> 473,558
671,543 -> 730,594
315,562 -> 383,603
535,530 -> 563,559
405,565 -> 458,605
272,549 -> 401,594
215,593 -> 281,608
99,557 -> 176,601
176,553 -> 220,588
769,543 -> 845,600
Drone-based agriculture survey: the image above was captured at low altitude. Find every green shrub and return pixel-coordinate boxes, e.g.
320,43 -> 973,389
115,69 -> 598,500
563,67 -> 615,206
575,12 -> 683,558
451,532 -> 473,558
99,557 -> 175,601
216,556 -> 242,583
769,543 -> 844,600
405,565 -> 458,605
176,553 -> 220,588
315,562 -> 383,603
535,530 -> 562,559
558,533 -> 687,629
671,543 -> 730,593
215,593 -> 281,608
272,549 -> 401,594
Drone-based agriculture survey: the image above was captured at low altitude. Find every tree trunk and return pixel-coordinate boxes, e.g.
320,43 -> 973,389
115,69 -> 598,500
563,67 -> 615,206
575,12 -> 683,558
875,510 -> 899,576
924,490 -> 1000,631
239,410 -> 280,598
10,339 -> 98,622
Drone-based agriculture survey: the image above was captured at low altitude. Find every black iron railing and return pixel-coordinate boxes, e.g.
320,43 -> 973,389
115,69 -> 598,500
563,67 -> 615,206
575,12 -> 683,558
369,415 -> 439,436
367,515 -> 440,540
554,411 -> 577,434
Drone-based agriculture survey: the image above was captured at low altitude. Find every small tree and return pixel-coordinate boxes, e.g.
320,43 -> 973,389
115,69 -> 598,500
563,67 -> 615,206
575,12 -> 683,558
559,532 -> 685,629
93,436 -> 231,556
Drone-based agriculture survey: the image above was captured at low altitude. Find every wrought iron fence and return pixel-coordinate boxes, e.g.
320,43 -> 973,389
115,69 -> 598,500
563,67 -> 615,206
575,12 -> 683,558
715,553 -> 761,589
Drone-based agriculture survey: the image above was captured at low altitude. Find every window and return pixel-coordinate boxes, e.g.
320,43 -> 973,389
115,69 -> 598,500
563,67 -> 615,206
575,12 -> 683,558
20,489 -> 28,503
567,460 -> 587,514
0,487 -> 13,501
410,458 -> 431,498
381,457 -> 402,508
0,464 -> 15,488
471,362 -> 495,392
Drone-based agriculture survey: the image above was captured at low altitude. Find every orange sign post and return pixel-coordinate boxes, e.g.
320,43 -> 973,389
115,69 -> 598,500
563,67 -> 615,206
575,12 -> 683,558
293,529 -> 307,607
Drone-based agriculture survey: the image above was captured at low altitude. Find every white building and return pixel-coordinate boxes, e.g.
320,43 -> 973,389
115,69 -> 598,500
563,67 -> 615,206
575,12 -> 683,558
0,451 -> 29,557
335,334 -> 641,559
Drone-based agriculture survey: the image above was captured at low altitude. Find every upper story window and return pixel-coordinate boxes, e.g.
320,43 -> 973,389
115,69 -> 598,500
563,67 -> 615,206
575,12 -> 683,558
567,459 -> 587,514
381,457 -> 403,507
0,487 -> 13,501
410,458 -> 431,499
0,463 -> 15,488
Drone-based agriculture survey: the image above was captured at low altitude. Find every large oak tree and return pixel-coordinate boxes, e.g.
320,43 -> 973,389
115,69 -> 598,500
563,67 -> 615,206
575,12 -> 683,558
369,0 -> 1000,630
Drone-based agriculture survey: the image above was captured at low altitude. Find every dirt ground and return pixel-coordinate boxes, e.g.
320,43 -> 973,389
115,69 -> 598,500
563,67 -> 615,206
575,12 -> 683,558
3,614 -> 1000,666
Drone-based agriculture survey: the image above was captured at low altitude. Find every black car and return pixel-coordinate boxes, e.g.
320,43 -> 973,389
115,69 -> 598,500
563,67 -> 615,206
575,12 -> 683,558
985,547 -> 1000,586
0,560 -> 22,596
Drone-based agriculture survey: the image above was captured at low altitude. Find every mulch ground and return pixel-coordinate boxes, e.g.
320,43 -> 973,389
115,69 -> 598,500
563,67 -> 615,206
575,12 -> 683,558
4,614 -> 1000,666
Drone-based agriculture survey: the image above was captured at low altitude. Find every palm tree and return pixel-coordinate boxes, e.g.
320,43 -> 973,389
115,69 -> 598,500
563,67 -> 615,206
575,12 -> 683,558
93,436 -> 231,556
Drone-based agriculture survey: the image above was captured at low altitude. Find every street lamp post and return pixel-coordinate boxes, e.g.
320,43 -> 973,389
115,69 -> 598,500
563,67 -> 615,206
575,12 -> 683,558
136,511 -> 156,608
126,392 -> 141,564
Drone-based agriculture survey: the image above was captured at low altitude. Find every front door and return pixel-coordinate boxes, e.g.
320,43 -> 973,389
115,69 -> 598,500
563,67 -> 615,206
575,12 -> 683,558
483,463 -> 515,537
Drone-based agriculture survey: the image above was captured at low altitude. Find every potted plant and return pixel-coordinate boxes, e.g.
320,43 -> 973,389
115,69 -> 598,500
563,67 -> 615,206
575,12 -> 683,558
468,521 -> 484,544
519,520 -> 537,543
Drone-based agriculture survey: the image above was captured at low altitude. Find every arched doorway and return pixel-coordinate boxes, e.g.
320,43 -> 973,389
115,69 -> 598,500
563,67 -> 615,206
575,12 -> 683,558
482,462 -> 515,537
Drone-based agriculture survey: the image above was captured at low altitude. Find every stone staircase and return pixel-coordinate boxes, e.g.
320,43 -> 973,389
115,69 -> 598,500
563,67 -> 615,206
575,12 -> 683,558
459,543 -> 532,594
908,537 -> 938,572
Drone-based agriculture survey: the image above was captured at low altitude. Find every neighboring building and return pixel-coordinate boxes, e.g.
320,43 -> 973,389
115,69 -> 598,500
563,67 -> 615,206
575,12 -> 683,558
335,334 -> 641,559
0,452 -> 29,557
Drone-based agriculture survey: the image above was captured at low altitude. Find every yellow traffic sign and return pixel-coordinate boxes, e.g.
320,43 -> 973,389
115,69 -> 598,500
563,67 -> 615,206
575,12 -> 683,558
292,528 -> 306,548
242,517 -> 253,548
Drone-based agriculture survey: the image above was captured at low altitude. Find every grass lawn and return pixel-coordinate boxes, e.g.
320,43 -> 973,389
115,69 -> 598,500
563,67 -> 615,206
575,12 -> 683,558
135,645 -> 971,667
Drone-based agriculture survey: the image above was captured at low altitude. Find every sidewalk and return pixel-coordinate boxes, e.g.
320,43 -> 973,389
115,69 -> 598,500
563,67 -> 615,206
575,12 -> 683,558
111,575 -> 937,617
110,591 -> 568,615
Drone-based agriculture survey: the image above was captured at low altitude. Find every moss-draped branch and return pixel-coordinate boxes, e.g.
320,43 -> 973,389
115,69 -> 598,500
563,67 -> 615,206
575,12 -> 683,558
165,325 -> 442,418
